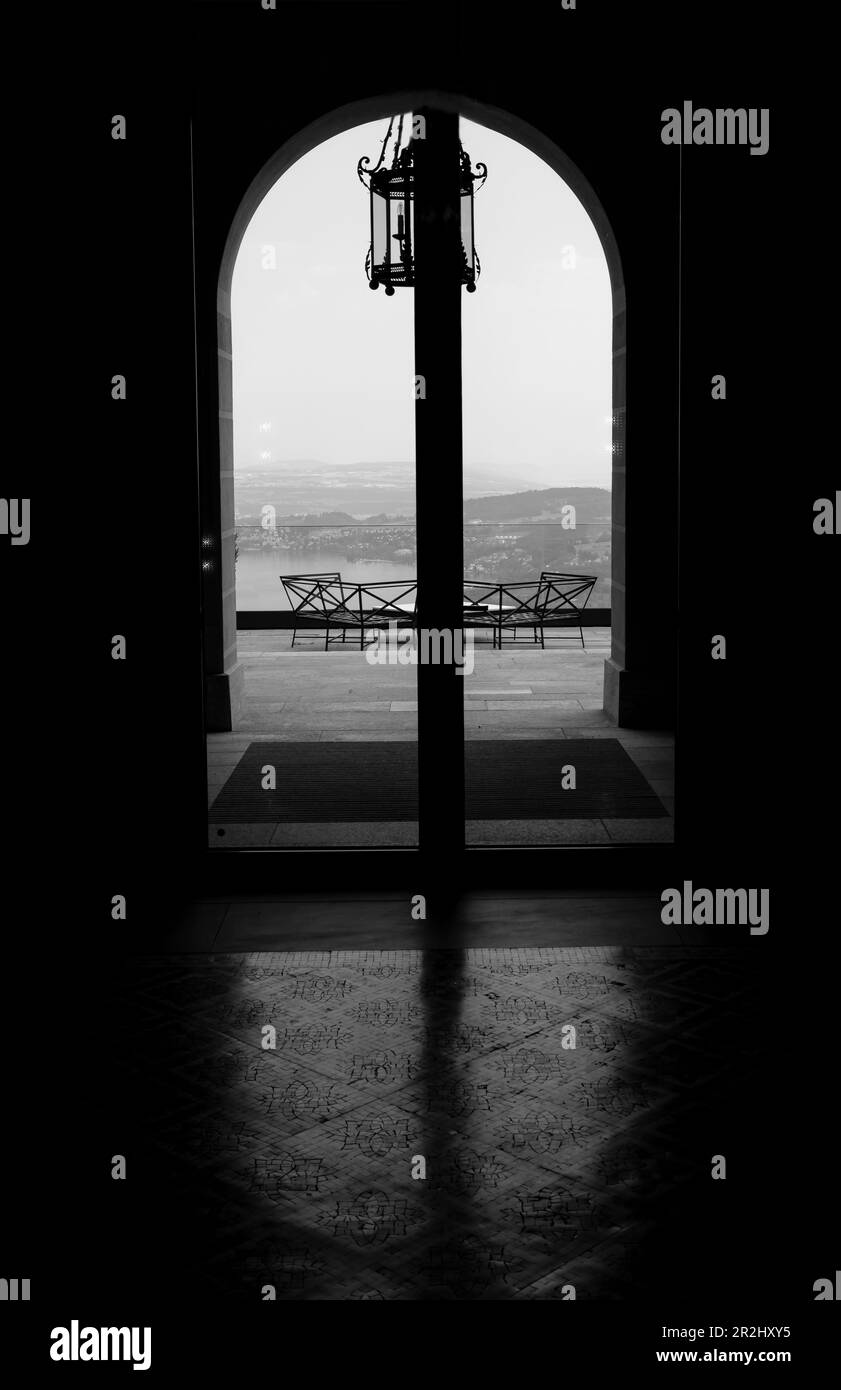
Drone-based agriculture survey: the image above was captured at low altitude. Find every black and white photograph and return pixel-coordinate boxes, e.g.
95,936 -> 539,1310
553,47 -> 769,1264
2,0 -> 838,1375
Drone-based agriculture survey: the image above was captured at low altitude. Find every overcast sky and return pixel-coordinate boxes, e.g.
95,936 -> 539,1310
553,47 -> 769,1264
232,115 -> 612,488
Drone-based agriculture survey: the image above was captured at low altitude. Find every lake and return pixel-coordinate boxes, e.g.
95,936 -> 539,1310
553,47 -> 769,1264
237,548 -> 417,610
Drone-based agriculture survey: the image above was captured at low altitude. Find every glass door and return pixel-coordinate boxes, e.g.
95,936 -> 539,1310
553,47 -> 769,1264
207,119 -> 419,851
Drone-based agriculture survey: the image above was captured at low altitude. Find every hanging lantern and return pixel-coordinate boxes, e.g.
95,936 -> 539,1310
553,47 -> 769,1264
358,115 -> 487,295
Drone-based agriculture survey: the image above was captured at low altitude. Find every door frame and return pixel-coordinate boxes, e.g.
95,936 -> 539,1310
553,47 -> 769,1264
198,89 -> 643,884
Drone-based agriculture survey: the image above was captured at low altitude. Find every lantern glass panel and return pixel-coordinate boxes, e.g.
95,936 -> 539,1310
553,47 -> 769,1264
460,190 -> 475,278
387,187 -> 413,281
372,187 -> 388,279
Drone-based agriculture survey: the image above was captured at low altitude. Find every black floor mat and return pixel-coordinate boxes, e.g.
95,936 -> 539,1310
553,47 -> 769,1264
208,739 -> 667,821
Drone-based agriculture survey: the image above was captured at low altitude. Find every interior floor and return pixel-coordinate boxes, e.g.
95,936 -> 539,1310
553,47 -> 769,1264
208,629 -> 674,847
110,940 -> 766,1300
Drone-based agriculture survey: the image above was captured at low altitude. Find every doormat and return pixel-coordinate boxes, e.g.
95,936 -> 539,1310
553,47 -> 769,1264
208,740 -> 667,822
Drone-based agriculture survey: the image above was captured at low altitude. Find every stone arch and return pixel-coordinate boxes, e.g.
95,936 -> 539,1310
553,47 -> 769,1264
211,90 -> 625,727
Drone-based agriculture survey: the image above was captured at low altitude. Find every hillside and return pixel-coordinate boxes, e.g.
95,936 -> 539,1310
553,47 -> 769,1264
463,487 -> 610,524
241,486 -> 611,528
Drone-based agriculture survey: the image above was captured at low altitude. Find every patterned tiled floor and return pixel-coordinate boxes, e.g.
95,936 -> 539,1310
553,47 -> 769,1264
115,946 -> 763,1300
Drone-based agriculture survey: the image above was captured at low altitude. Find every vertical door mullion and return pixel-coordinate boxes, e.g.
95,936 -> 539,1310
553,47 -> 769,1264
413,107 -> 465,857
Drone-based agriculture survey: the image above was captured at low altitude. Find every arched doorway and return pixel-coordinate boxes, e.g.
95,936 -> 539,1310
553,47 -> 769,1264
208,91 -> 626,735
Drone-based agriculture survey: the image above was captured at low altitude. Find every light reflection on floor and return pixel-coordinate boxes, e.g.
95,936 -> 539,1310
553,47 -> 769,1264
118,947 -> 759,1299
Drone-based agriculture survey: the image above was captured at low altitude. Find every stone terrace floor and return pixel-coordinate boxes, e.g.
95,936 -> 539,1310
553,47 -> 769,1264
207,628 -> 674,848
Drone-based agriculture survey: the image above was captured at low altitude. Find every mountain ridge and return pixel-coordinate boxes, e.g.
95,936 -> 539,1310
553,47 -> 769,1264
238,485 -> 611,527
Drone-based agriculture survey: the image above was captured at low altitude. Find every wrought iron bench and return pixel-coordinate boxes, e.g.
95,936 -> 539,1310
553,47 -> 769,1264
280,572 -> 344,648
461,581 -> 518,645
281,576 -> 418,650
323,580 -> 418,650
484,581 -> 544,649
534,571 -> 598,648
462,575 -> 598,648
